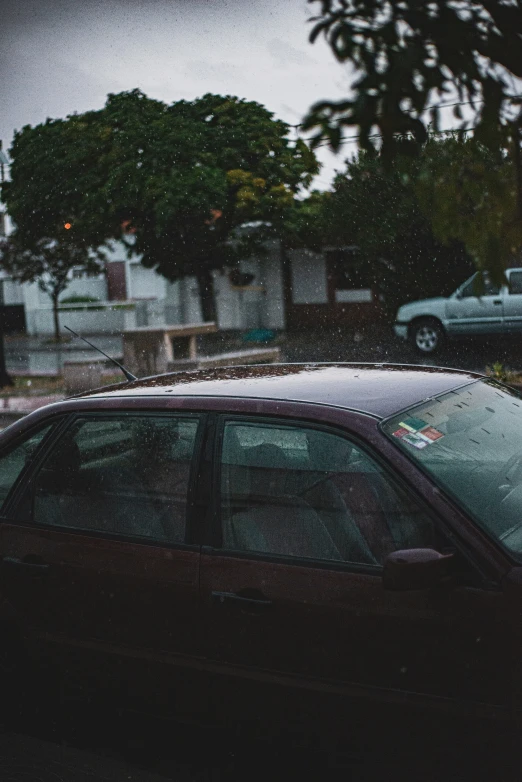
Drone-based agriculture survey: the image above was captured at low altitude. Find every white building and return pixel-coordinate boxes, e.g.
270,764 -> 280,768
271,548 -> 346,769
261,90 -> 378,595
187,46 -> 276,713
1,237 -> 382,336
0,140 -> 381,336
13,238 -> 288,336
0,147 -> 379,335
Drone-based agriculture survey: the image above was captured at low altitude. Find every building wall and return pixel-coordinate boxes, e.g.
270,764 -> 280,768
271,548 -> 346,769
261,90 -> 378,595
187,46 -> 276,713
105,241 -> 286,331
213,260 -> 264,330
285,248 -> 384,329
3,279 -> 24,305
290,250 -> 328,304
260,247 -> 285,329
28,304 -> 138,336
21,238 -> 375,335
128,262 -> 167,300
62,277 -> 108,302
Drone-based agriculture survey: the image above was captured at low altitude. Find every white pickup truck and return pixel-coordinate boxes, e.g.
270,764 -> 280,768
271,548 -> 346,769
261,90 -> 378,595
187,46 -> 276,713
394,269 -> 522,354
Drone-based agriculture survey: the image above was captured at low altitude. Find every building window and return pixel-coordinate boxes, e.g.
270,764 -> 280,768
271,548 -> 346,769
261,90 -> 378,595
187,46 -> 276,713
327,250 -> 374,304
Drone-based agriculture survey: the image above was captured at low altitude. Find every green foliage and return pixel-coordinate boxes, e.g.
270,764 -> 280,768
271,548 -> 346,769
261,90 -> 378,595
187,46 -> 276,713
303,1 -> 522,281
0,235 -> 99,295
304,1 -> 522,158
60,295 -> 100,304
282,190 -> 331,252
486,362 -> 520,384
3,90 -> 318,319
321,141 -> 474,312
414,135 -> 522,286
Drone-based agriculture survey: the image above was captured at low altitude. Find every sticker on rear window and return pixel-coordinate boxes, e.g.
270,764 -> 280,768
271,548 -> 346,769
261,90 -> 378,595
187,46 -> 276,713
392,427 -> 409,439
399,417 -> 428,432
402,432 -> 428,449
420,426 -> 444,442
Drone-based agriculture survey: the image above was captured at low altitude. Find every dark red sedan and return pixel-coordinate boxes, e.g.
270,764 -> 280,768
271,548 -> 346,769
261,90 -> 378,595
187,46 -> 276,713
0,363 -> 521,731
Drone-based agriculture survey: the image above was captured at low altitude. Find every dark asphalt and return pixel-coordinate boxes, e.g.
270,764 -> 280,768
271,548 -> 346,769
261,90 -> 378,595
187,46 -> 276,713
4,698 -> 518,782
279,325 -> 522,375
6,326 -> 522,376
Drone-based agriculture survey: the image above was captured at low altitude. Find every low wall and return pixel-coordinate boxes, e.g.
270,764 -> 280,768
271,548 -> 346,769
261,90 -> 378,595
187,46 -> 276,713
27,299 -> 189,336
26,302 -> 139,336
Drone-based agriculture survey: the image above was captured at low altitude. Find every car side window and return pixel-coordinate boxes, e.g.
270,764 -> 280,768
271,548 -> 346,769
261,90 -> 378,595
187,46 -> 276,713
0,423 -> 55,511
27,415 -> 200,543
219,421 -> 438,566
509,271 -> 522,294
460,275 -> 500,298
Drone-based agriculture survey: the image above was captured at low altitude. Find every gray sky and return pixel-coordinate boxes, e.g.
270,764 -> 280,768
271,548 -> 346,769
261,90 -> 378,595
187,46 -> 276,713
0,0 -> 355,188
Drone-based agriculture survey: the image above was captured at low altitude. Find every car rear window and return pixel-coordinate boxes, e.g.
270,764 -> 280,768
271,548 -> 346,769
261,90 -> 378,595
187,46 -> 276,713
382,379 -> 522,559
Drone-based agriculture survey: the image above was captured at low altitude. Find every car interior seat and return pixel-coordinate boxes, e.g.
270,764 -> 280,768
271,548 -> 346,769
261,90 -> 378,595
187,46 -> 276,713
34,431 -> 168,541
227,443 -> 340,560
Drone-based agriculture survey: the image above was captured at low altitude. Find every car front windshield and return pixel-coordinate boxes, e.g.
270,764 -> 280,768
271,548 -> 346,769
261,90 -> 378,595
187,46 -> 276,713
382,378 -> 522,559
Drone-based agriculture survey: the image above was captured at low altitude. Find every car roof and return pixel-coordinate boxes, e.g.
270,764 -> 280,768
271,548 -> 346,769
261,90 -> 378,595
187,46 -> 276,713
80,363 -> 483,419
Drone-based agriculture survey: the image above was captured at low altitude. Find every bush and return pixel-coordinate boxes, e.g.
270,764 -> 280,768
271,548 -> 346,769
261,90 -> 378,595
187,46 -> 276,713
60,295 -> 100,304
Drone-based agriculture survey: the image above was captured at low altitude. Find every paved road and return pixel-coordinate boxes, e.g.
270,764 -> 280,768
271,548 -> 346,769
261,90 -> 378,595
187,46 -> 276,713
0,733 -> 170,782
7,327 -> 522,376
280,326 -> 522,374
5,697 -> 517,782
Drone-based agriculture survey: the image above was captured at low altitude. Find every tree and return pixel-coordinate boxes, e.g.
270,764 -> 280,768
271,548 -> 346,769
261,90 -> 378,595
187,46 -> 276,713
303,1 -> 522,280
3,91 -> 318,322
0,235 -> 101,341
322,143 -> 474,313
279,190 -> 330,253
414,134 -> 522,287
303,0 -> 522,157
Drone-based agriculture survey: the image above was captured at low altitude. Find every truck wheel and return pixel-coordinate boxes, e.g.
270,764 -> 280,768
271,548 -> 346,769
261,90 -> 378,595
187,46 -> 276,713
410,319 -> 444,355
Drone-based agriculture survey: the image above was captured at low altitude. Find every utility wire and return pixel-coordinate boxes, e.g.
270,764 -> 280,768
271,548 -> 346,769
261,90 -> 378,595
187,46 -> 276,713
288,93 -> 522,130
291,93 -> 522,147
312,125 -> 476,150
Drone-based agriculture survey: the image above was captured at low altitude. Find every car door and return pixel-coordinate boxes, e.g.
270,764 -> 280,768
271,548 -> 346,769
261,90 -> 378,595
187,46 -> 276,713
503,269 -> 522,332
445,274 -> 505,334
0,410 -> 207,720
200,416 -> 513,729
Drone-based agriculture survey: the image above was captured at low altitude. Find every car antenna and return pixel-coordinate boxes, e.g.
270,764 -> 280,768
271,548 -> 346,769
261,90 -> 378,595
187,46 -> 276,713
64,325 -> 137,382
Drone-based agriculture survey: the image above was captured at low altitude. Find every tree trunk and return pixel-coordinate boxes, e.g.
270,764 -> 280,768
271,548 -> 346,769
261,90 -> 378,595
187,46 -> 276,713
0,328 -> 13,388
196,268 -> 217,323
52,295 -> 61,342
514,122 -> 522,222
0,282 -> 13,387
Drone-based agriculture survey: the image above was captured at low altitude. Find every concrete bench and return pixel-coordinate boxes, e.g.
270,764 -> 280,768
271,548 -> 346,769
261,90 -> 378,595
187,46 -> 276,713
167,346 -> 281,372
123,322 -> 217,377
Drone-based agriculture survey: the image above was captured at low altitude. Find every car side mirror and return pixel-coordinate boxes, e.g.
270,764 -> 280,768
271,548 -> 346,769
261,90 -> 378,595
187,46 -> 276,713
383,548 -> 454,591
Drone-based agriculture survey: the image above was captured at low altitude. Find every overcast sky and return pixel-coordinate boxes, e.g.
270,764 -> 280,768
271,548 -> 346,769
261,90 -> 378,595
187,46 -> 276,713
0,0 -> 356,189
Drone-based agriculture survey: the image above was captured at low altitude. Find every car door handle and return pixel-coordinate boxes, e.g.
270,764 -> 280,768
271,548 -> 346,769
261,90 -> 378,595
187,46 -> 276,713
493,300 -> 502,305
2,556 -> 49,573
211,590 -> 273,611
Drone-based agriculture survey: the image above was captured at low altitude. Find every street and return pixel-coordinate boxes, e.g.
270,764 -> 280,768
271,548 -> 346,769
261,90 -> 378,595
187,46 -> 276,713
3,695 -> 518,782
280,325 -> 522,374
6,326 -> 522,378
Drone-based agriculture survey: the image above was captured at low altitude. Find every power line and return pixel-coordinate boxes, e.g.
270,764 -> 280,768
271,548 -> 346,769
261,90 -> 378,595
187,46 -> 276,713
288,93 -> 522,131
291,93 -> 522,147
311,125 -> 476,151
